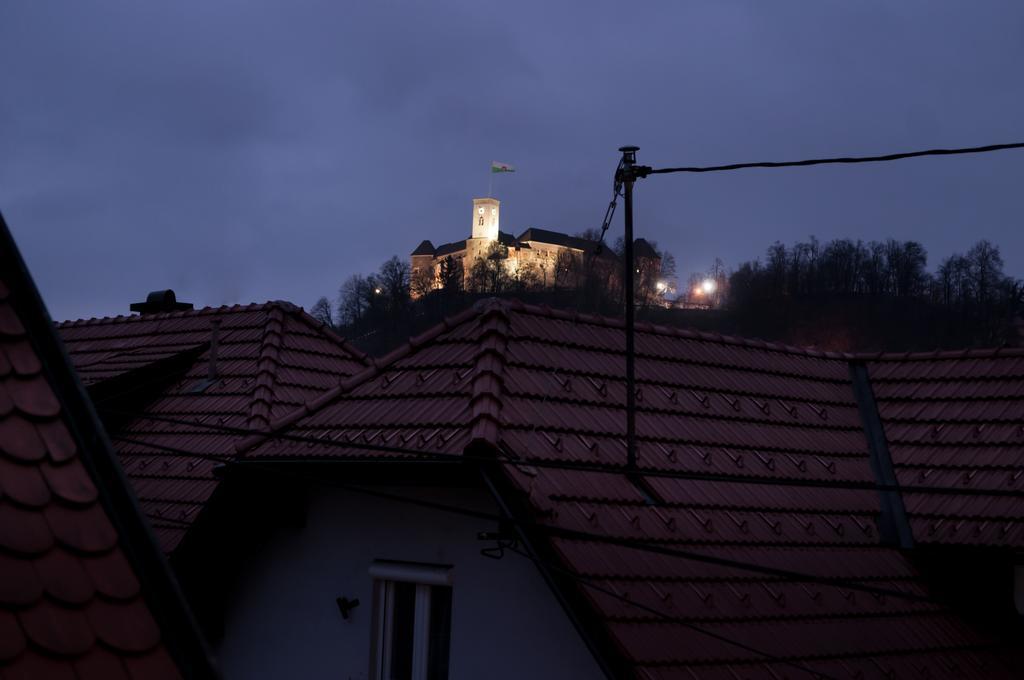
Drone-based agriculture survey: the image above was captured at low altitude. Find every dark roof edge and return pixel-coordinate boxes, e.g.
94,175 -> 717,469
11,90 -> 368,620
234,294 -> 862,457
0,213 -> 220,679
285,305 -> 372,366
56,300 -> 298,328
501,298 -> 855,360
58,298 -> 371,366
632,237 -> 659,259
478,464 -> 624,680
854,345 -> 1024,361
499,298 -> 1016,361
411,240 -> 436,256
849,361 -> 914,549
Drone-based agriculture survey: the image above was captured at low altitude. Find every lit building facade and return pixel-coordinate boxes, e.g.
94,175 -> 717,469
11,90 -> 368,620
410,197 -> 660,297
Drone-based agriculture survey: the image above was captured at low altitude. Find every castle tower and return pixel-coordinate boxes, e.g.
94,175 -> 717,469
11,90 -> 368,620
471,197 -> 500,240
464,197 -> 502,286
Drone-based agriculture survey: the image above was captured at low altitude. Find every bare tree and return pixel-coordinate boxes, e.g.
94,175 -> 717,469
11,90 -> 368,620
885,239 -> 929,298
377,256 -> 410,315
410,266 -> 436,298
337,274 -> 371,327
510,259 -> 542,292
967,239 -> 1004,306
310,296 -> 334,327
553,249 -> 582,289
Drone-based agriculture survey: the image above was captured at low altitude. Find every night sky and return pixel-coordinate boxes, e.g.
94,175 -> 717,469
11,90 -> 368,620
2,1 -> 1023,322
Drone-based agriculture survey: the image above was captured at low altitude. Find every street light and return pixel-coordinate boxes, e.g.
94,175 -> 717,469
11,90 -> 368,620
701,278 -> 716,295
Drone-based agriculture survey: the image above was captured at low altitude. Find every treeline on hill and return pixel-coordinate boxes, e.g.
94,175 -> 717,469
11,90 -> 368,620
311,237 -> 1022,356
724,238 -> 1022,351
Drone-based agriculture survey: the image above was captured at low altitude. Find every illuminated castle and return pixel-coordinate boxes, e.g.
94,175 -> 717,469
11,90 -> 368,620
410,197 -> 660,297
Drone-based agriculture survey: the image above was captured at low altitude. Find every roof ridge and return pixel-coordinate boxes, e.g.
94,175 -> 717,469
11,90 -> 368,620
245,305 -> 286,431
233,302 -> 488,455
281,304 -> 372,366
468,299 -> 512,446
855,346 -> 1024,361
55,300 -> 296,328
489,299 -> 854,360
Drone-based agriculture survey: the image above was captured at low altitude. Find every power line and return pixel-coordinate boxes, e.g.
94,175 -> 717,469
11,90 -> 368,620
136,454 -> 836,678
119,432 -> 938,606
639,141 -> 1024,177
103,408 -> 1024,500
502,544 -> 836,680
113,433 -> 234,464
243,459 -> 944,604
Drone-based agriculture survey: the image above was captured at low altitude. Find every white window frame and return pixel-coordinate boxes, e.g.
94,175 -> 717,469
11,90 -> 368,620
369,560 -> 453,680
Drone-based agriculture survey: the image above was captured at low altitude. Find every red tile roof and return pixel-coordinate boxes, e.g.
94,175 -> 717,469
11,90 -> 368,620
866,349 -> 1024,546
238,299 -> 1022,678
0,217 -> 216,679
56,303 -> 370,553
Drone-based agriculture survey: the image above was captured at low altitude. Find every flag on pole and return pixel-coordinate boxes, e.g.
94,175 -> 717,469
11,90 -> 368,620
491,161 -> 515,173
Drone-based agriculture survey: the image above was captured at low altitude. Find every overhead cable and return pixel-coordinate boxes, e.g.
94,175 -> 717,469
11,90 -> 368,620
502,544 -> 836,679
640,141 -> 1024,176
120,433 -> 938,606
104,409 -> 1024,500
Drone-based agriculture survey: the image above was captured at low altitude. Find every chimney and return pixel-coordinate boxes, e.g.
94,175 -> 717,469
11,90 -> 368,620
130,289 -> 193,314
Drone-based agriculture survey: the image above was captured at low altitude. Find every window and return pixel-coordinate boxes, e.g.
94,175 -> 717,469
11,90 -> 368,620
370,561 -> 453,680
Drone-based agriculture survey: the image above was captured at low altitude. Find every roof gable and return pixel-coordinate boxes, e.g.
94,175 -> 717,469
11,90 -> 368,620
57,303 -> 370,552
411,240 -> 435,256
633,237 -> 659,259
237,299 -> 1023,677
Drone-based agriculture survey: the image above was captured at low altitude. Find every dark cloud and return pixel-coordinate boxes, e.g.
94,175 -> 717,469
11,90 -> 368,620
2,1 -> 1022,321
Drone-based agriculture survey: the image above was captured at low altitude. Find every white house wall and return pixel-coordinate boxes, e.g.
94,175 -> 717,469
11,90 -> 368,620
216,483 -> 605,679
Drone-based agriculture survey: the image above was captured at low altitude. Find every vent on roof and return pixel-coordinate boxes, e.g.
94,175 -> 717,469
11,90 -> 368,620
130,289 -> 193,314
187,320 -> 221,394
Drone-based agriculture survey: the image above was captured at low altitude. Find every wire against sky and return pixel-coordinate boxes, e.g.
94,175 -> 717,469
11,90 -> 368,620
640,141 -> 1024,176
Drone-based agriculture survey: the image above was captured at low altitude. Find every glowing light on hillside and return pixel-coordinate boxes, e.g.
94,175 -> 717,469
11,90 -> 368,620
701,279 -> 716,295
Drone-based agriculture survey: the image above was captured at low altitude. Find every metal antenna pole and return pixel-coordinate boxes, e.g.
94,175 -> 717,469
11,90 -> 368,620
618,146 -> 639,470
